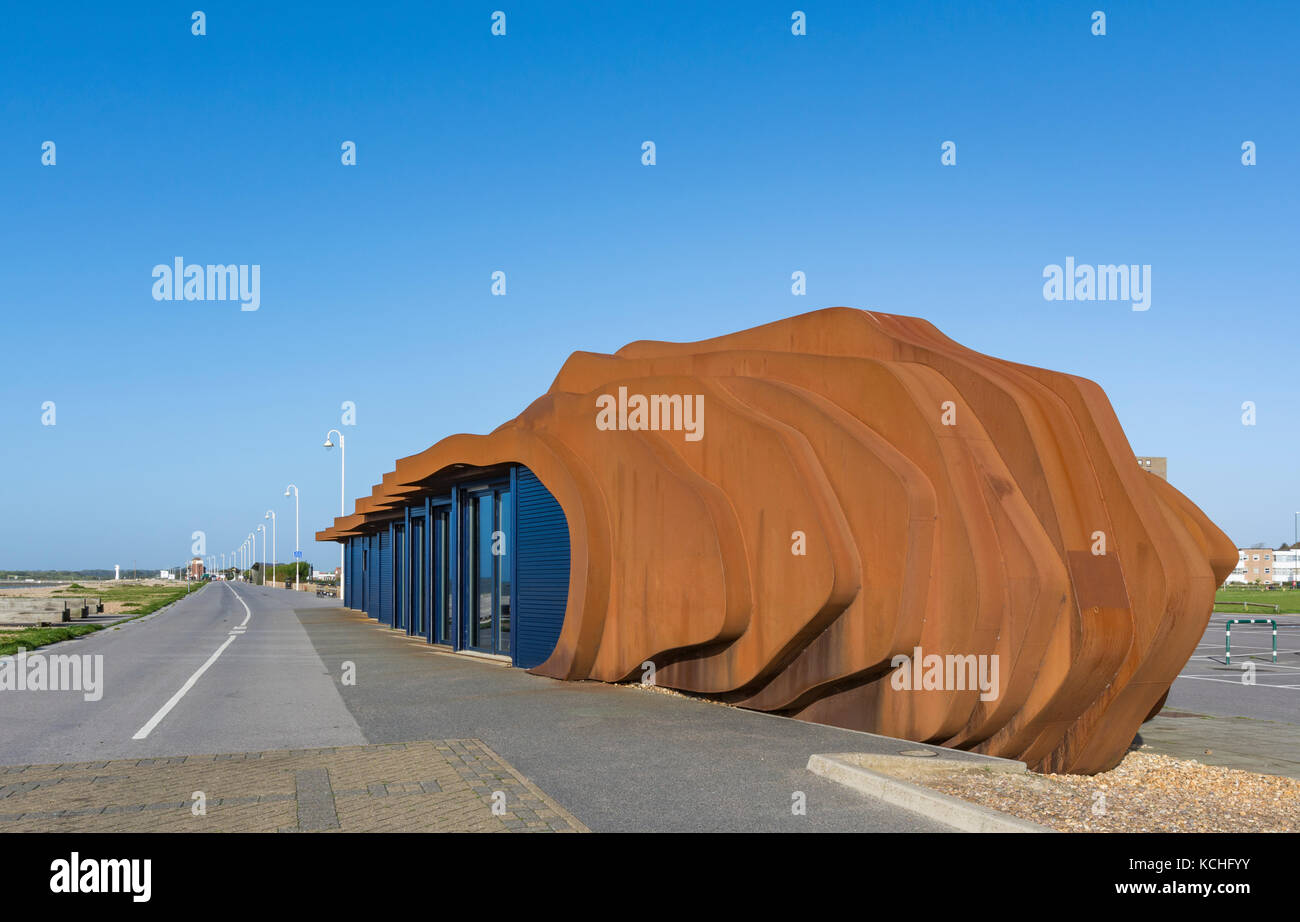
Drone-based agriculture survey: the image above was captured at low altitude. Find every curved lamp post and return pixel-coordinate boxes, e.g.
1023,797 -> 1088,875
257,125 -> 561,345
324,429 -> 346,601
285,484 -> 300,592
257,525 -> 267,586
265,510 -> 277,588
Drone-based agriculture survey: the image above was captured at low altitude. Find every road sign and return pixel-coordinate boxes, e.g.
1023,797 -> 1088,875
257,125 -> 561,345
293,551 -> 303,559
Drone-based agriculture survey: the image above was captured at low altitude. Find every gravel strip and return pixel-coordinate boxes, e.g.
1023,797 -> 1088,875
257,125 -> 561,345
918,749 -> 1299,832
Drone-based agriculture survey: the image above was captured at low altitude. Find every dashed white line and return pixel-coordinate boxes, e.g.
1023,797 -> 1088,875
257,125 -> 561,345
131,581 -> 253,741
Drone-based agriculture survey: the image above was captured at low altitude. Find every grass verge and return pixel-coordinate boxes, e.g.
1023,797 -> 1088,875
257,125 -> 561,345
1214,587 -> 1300,614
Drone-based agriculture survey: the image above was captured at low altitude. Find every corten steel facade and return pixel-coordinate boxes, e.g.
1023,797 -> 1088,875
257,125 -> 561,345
317,308 -> 1236,774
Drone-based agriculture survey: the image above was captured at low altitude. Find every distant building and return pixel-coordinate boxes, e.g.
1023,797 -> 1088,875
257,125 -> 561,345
188,557 -> 205,579
1135,456 -> 1167,480
1224,547 -> 1299,585
1271,549 -> 1299,585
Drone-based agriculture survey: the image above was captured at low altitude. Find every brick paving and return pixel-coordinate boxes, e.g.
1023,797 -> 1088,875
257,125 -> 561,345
0,739 -> 587,833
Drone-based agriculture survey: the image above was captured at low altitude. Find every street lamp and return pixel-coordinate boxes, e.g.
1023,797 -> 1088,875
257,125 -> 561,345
265,510 -> 277,588
248,533 -> 255,581
285,484 -> 300,592
1293,511 -> 1299,586
257,525 -> 267,586
324,429 -> 346,602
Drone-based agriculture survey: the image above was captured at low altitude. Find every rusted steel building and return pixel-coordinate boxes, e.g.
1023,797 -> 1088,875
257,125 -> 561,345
316,307 -> 1235,774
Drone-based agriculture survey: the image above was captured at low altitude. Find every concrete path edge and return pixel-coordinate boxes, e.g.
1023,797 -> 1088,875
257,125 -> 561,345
806,753 -> 1054,833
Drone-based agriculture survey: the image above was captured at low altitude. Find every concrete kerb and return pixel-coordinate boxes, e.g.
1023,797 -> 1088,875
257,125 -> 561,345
807,752 -> 1054,833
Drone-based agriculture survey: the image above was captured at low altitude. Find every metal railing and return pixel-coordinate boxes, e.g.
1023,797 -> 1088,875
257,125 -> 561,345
1224,618 -> 1278,665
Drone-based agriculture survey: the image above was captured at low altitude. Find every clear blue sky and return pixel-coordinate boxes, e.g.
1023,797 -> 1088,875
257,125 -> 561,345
2,1 -> 1296,569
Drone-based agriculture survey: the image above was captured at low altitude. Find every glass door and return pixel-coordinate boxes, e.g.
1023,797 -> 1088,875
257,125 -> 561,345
409,515 -> 426,637
434,506 -> 453,645
460,486 -> 511,656
393,523 -> 406,631
464,491 -> 494,652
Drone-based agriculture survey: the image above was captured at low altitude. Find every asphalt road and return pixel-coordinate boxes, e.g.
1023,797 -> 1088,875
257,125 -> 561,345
0,583 -> 967,831
0,582 -> 365,764
1166,613 -> 1300,723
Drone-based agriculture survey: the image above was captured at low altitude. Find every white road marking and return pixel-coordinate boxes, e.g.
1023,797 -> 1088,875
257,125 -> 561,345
1174,674 -> 1300,691
232,582 -> 252,627
131,581 -> 252,740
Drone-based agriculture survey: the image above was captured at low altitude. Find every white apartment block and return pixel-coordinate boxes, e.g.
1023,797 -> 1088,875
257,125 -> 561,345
1224,548 -> 1300,585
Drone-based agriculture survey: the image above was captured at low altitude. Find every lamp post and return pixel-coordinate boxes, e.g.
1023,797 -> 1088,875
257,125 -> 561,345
324,429 -> 346,602
257,525 -> 267,586
1293,511 -> 1299,587
266,510 -> 277,588
285,484 -> 300,592
248,533 -> 255,581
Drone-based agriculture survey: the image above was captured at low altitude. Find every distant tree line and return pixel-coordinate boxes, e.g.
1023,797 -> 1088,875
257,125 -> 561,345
1,569 -> 122,580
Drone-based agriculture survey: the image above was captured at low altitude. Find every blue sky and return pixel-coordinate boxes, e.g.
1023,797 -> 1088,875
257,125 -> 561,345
1,1 -> 1296,569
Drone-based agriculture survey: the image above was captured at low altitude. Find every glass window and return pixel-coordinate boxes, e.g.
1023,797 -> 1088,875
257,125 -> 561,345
469,493 -> 494,650
437,509 -> 453,644
497,487 -> 511,654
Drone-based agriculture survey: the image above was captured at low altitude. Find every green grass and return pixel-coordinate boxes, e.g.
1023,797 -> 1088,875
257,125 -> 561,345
1,582 -> 206,656
53,581 -> 204,614
0,624 -> 104,657
1214,587 -> 1300,614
